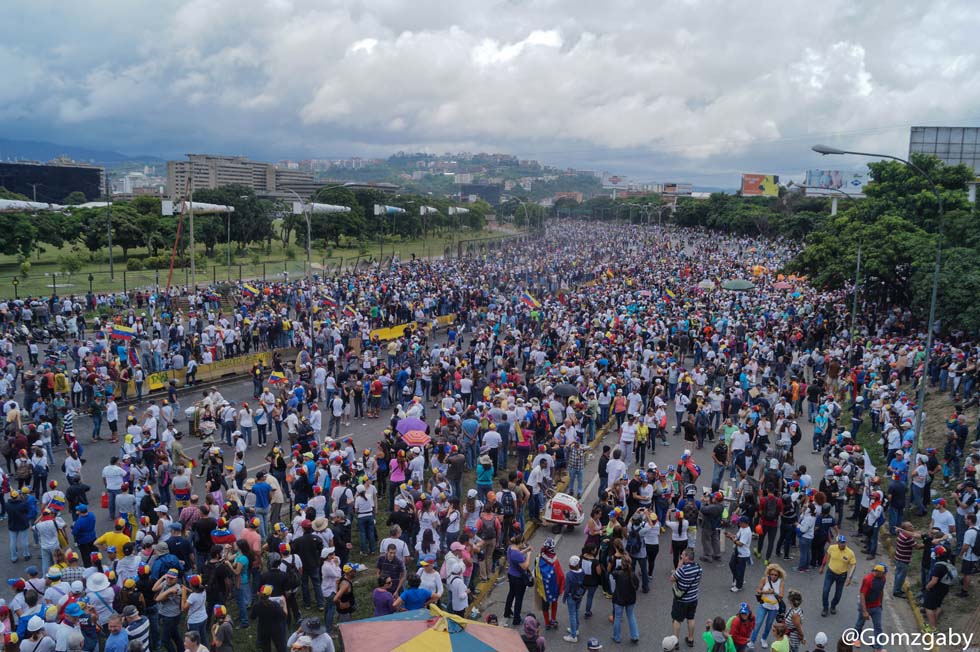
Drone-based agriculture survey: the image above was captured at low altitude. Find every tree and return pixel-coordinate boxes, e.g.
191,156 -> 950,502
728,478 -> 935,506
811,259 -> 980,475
192,185 -> 275,252
62,191 -> 87,205
0,213 -> 36,256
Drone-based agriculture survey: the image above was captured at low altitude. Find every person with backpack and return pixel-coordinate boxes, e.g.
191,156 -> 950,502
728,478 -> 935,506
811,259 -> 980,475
756,489 -> 782,564
957,512 -> 979,597
854,564 -> 887,651
627,511 -> 653,593
562,555 -> 586,643
924,544 -> 956,627
611,559 -> 640,645
703,616 -> 735,652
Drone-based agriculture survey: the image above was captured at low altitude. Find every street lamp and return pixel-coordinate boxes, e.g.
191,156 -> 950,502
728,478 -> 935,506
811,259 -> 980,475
88,273 -> 94,294
286,184 -> 354,280
12,277 -> 18,300
812,144 -> 944,482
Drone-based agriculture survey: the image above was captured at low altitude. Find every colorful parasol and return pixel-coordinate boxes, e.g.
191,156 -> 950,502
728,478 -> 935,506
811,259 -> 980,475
401,430 -> 431,447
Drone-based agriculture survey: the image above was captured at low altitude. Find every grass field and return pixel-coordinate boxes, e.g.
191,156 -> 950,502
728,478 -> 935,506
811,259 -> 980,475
0,226 -> 521,298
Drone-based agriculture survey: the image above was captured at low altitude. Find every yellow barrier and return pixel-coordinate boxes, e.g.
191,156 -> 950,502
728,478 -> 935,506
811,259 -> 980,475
369,323 -> 417,341
435,314 -> 457,328
125,350 -> 284,394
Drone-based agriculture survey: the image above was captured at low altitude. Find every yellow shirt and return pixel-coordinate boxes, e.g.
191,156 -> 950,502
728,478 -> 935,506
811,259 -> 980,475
95,531 -> 131,556
824,545 -> 857,575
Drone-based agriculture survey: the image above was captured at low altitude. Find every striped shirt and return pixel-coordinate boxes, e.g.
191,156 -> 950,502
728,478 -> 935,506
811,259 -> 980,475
62,411 -> 74,436
673,561 -> 703,602
894,531 -> 915,564
126,615 -> 150,652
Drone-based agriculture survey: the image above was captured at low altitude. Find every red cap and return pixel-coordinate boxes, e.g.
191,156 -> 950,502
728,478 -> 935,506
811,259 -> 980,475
300,519 -> 312,529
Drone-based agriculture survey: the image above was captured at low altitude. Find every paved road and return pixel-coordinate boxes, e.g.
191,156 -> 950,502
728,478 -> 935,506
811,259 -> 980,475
2,373 -> 919,648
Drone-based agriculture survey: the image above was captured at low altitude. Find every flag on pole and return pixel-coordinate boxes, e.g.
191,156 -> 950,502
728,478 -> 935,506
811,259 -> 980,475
242,283 -> 259,297
322,297 -> 338,310
520,291 -> 541,309
663,288 -> 676,302
128,348 -> 140,369
110,324 -> 136,340
343,305 -> 357,317
268,371 -> 287,385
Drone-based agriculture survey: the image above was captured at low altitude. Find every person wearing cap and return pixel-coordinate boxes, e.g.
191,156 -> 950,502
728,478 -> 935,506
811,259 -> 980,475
855,564 -> 887,650
34,508 -> 68,576
152,569 -> 183,652
562,554 -> 585,643
7,488 -> 33,563
252,585 -> 288,652
209,605 -> 233,652
726,602 -> 755,651
818,535 -> 856,617
725,517 -> 753,592
291,521 -> 325,612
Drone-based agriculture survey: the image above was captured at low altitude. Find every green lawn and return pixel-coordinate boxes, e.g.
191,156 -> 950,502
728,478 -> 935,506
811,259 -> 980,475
0,227 -> 521,297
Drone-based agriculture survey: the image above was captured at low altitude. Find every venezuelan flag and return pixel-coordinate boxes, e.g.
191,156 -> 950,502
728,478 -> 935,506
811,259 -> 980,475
268,371 -> 287,385
111,324 -> 136,340
343,305 -> 357,317
547,406 -> 558,427
322,297 -> 338,310
242,283 -> 259,297
128,348 -> 140,369
48,496 -> 66,511
520,291 -> 541,309
664,288 -> 676,302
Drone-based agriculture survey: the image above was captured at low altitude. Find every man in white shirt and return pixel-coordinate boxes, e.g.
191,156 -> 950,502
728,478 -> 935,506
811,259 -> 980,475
105,397 -> 119,444
619,413 -> 638,466
726,516 -> 753,591
329,395 -> 343,437
527,458 -> 549,522
605,448 -> 628,491
308,404 -> 322,442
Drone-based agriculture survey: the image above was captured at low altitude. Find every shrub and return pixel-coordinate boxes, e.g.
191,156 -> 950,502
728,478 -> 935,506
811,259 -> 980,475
126,258 -> 145,271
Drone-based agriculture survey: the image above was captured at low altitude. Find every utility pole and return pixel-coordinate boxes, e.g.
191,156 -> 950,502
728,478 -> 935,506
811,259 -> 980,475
105,170 -> 114,279
188,170 -> 195,287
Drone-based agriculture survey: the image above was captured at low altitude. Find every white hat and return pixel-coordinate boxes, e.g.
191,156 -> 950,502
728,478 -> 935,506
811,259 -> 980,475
356,485 -> 365,494
569,555 -> 581,567
154,505 -> 169,513
662,635 -> 679,651
467,489 -> 478,499
814,633 -> 828,646
86,572 -> 110,593
28,616 -> 45,632
769,458 -> 779,470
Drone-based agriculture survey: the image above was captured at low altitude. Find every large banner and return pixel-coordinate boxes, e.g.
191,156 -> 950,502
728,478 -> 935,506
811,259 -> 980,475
741,173 -> 780,197
804,169 -> 867,196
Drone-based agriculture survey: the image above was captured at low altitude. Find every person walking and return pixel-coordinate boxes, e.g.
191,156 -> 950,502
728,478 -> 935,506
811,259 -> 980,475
535,538 -> 564,630
818,535 -> 856,617
563,555 -> 586,643
670,548 -> 703,648
611,561 -> 640,645
503,535 -> 532,627
726,517 -> 752,592
783,590 -> 806,652
854,564 -> 888,652
749,564 -> 785,649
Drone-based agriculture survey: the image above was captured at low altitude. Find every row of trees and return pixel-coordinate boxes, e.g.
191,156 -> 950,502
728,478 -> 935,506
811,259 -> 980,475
0,184 -> 490,264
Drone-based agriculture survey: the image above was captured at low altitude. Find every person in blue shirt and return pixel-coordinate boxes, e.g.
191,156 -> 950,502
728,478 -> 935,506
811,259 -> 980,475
71,503 -> 98,561
104,614 -> 130,652
394,575 -> 434,611
252,472 -> 273,539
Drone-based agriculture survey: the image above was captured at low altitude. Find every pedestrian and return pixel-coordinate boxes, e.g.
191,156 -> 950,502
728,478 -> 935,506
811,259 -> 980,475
923,545 -> 955,628
783,590 -> 805,652
535,538 -> 564,630
727,603 -> 755,652
892,523 -> 918,597
251,585 -> 288,652
670,548 -> 702,648
562,555 -> 585,643
854,564 -> 887,651
610,561 -> 640,645
957,512 -> 978,598
503,534 -> 532,626
726,516 -> 752,592
749,564 -> 785,649
703,616 -> 734,652
818,534 -> 856,617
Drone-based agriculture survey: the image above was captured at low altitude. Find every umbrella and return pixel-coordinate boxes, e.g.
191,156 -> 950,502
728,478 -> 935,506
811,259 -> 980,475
340,607 -> 527,652
697,279 -> 716,290
553,383 -> 579,398
772,281 -> 793,290
722,279 -> 756,291
401,430 -> 431,447
396,417 -> 428,435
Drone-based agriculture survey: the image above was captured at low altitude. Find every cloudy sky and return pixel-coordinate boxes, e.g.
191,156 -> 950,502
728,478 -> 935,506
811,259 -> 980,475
3,0 -> 979,186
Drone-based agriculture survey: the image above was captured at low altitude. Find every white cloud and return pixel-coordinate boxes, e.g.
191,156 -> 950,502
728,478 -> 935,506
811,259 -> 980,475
2,0 -> 979,184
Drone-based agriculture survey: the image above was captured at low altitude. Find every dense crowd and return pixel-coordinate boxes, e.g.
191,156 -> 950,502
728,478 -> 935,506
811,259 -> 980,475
0,222 -> 977,652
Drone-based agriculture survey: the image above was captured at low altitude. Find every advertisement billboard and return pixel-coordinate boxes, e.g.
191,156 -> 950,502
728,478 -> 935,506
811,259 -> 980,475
803,169 -> 867,196
741,173 -> 779,197
602,174 -> 629,189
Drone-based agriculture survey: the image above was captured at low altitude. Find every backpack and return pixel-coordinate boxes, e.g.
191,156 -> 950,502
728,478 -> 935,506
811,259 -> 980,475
969,527 -> 980,557
683,501 -> 699,527
711,640 -> 728,652
478,517 -> 497,544
763,497 -> 780,521
500,490 -> 516,517
282,558 -> 301,593
626,526 -> 643,555
938,561 -> 958,586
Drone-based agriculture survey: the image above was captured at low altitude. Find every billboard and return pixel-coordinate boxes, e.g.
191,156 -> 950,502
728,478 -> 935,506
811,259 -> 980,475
741,173 -> 780,197
910,126 -> 980,174
602,174 -> 629,189
804,169 -> 867,196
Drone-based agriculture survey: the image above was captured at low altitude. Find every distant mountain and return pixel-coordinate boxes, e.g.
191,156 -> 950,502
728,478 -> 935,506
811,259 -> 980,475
0,137 -> 162,165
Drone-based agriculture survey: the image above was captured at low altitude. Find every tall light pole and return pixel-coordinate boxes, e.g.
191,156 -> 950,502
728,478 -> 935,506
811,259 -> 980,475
104,170 -> 114,280
812,144 -> 944,482
286,184 -> 353,279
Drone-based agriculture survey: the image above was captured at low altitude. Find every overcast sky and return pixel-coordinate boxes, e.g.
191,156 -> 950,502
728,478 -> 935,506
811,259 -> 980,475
3,0 -> 979,187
